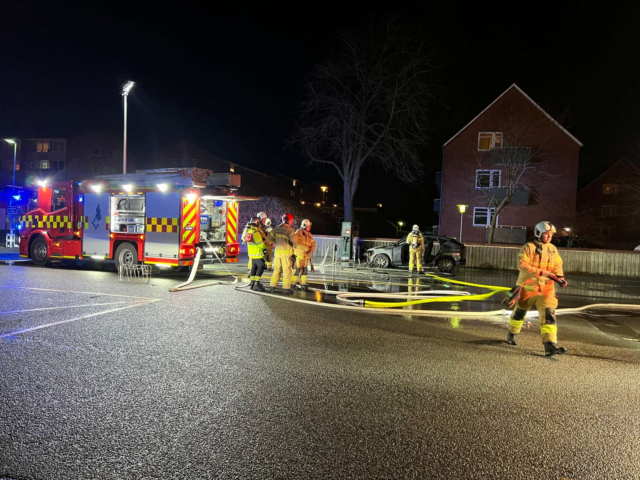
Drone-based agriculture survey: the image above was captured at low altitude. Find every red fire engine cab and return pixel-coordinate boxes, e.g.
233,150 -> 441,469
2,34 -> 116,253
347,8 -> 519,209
18,168 -> 255,269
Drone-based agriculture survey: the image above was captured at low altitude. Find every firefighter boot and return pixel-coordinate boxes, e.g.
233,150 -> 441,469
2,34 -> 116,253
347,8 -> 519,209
506,332 -> 517,346
249,281 -> 256,289
265,286 -> 276,293
282,288 -> 294,295
252,281 -> 265,292
544,342 -> 567,357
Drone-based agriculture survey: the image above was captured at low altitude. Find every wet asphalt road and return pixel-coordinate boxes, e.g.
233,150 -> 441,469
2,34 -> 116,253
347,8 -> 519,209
1,263 -> 640,479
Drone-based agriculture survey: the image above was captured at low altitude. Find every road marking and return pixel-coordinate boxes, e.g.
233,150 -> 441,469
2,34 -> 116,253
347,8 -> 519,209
0,300 -> 160,339
0,302 -> 133,315
1,286 -> 157,300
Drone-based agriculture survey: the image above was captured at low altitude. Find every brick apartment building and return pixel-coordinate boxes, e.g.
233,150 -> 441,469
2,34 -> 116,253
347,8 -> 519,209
437,84 -> 582,244
577,157 -> 640,250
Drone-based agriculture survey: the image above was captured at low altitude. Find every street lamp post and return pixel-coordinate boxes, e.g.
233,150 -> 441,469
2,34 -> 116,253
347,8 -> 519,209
397,221 -> 404,237
457,205 -> 468,242
121,81 -> 135,174
4,139 -> 17,240
320,186 -> 328,204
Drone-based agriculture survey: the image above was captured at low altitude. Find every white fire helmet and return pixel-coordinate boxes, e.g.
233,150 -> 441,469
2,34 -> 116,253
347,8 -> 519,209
264,218 -> 272,228
412,224 -> 420,232
534,221 -> 557,238
257,212 -> 268,222
301,219 -> 312,231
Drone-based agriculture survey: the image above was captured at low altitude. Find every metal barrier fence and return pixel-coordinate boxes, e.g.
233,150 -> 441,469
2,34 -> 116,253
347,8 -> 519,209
311,236 -> 398,259
464,243 -> 640,278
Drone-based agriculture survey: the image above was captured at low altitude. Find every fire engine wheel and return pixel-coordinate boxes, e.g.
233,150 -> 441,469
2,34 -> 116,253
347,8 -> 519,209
436,256 -> 455,273
30,237 -> 49,266
115,243 -> 139,270
372,254 -> 390,269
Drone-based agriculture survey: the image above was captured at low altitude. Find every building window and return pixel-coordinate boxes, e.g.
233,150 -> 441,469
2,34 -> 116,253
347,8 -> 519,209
601,226 -> 616,238
290,190 -> 296,197
475,169 -> 501,189
40,160 -> 50,170
52,160 -> 65,171
230,164 -> 235,173
37,142 -> 50,153
602,184 -> 619,195
601,205 -> 618,217
478,132 -> 503,151
180,158 -> 188,166
52,141 -> 66,153
473,207 -> 497,226
191,159 -> 197,166
293,179 -> 297,186
94,146 -> 101,156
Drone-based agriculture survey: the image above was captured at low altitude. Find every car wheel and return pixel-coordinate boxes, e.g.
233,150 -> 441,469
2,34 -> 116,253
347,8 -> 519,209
373,254 -> 390,268
436,256 -> 455,273
30,237 -> 49,266
114,243 -> 138,270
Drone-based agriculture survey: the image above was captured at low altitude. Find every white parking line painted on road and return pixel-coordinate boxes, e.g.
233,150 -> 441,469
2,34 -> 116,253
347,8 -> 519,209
0,302 -> 133,315
0,300 -> 160,339
1,286 -> 158,301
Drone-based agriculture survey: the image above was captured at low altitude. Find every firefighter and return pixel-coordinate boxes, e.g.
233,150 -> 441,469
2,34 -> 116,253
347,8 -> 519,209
506,221 -> 569,356
263,218 -> 274,270
406,224 -> 425,274
266,213 -> 298,294
246,216 -> 268,291
291,219 -> 316,291
244,212 -> 269,276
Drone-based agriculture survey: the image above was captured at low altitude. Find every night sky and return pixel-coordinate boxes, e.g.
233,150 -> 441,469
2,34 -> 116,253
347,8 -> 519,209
2,2 -> 640,222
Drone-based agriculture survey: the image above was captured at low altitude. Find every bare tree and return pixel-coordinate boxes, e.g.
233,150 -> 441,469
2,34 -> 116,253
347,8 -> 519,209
291,23 -> 437,222
473,104 -> 558,243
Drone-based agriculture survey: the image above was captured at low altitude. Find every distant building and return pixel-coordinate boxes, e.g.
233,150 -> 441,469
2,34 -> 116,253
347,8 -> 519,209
437,84 -> 582,243
577,157 -> 640,250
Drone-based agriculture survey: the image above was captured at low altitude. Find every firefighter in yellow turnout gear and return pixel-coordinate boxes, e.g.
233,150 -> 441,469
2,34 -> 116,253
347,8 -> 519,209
266,213 -> 298,295
246,217 -> 268,291
506,221 -> 568,356
263,218 -> 274,270
292,219 -> 316,291
406,225 -> 425,274
243,212 -> 269,276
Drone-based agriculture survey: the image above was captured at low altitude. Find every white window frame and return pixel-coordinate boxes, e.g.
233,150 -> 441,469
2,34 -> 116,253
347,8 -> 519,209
473,207 -> 498,227
475,169 -> 502,189
478,132 -> 503,151
40,160 -> 50,170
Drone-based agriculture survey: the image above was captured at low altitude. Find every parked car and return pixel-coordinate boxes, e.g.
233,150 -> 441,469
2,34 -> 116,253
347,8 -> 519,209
364,235 -> 466,273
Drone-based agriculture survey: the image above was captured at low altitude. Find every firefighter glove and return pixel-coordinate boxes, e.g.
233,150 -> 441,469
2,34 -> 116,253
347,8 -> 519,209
291,254 -> 297,264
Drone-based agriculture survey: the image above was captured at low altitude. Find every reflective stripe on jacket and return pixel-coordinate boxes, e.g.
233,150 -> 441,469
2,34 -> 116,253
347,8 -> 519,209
294,229 -> 316,259
246,226 -> 267,259
270,223 -> 297,254
516,240 -> 564,289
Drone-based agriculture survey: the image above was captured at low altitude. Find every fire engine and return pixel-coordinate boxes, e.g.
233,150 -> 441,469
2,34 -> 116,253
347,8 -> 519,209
18,168 -> 256,269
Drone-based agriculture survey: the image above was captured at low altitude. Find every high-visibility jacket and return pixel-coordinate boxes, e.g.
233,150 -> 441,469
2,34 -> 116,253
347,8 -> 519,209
294,229 -> 316,260
406,232 -> 425,252
246,225 -> 267,259
516,240 -> 564,289
270,223 -> 297,255
241,223 -> 252,244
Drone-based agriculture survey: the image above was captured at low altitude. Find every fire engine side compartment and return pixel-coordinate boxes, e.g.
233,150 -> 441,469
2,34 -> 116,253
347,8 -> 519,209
83,192 -> 111,257
144,191 -> 180,264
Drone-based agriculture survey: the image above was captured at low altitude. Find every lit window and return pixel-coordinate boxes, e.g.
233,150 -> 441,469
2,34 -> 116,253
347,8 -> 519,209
37,142 -> 50,153
94,146 -> 101,156
473,207 -> 497,226
478,132 -> 503,151
293,179 -> 297,186
602,184 -> 619,195
475,170 -> 501,189
230,164 -> 235,173
40,160 -> 50,170
601,205 -> 618,217
290,190 -> 296,197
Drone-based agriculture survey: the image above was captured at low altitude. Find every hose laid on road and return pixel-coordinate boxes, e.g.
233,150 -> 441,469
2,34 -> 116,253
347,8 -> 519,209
170,249 -> 238,292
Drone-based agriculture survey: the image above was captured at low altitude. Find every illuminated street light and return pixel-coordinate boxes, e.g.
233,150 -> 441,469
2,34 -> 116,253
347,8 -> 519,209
320,186 -> 328,204
121,80 -> 135,174
457,205 -> 468,242
377,203 -> 382,208
398,221 -> 404,227
315,202 -> 321,207
300,200 -> 306,205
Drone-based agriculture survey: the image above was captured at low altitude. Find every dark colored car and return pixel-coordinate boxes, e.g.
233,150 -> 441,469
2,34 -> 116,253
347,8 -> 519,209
364,235 -> 466,273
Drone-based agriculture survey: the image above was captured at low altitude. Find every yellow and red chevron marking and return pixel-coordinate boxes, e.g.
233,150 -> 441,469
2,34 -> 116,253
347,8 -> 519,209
146,217 -> 179,233
226,258 -> 239,263
181,194 -> 199,244
19,214 -> 72,230
226,201 -> 238,244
